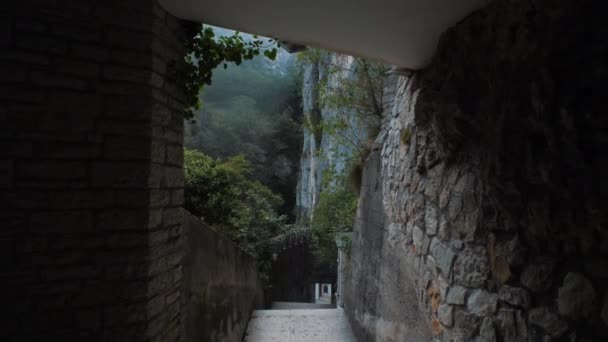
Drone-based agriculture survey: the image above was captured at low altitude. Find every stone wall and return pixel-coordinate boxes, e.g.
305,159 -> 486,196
2,1 -> 190,340
181,210 -> 263,342
345,0 -> 608,341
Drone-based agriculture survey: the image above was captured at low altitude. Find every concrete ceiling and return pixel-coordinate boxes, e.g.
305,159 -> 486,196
159,0 -> 488,69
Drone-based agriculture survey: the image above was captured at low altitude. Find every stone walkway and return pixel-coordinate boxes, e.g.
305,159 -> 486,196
244,305 -> 356,342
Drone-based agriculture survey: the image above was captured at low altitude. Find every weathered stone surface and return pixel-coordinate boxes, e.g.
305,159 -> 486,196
467,290 -> 497,317
413,225 -> 425,254
422,235 -> 431,255
453,246 -> 489,287
498,285 -> 530,308
446,286 -> 467,305
425,204 -> 439,235
557,272 -> 596,320
438,304 -> 454,327
495,309 -> 517,342
520,258 -> 555,293
430,237 -> 456,278
478,317 -> 496,342
437,275 -> 448,300
454,310 -> 481,340
528,307 -> 568,338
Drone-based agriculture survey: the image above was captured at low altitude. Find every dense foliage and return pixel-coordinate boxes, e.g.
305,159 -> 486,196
184,149 -> 293,284
186,46 -> 302,217
310,184 -> 358,266
184,149 -> 289,248
184,25 -> 278,119
298,49 -> 388,262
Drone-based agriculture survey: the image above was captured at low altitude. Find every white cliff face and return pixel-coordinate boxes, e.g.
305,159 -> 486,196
296,53 -> 365,223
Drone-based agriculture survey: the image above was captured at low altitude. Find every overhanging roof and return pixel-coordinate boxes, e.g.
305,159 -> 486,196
159,0 -> 488,69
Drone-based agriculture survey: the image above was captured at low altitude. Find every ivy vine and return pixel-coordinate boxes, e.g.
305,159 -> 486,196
183,25 -> 278,119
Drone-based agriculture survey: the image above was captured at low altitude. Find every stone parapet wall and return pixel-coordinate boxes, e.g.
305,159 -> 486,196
181,210 -> 263,342
2,1 -> 190,340
345,0 -> 608,341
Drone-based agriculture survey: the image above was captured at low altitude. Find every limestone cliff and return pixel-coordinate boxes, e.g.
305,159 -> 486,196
295,53 -> 365,223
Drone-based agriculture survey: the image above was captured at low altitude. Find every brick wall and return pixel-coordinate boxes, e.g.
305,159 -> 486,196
2,1 -> 190,340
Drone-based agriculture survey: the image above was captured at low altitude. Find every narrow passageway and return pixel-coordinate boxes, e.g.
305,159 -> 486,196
244,302 -> 356,342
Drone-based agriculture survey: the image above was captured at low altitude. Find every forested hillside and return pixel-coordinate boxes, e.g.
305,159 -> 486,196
185,29 -> 302,218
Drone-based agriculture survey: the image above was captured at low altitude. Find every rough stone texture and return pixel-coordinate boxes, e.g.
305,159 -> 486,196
557,272 -> 596,320
182,211 -> 263,342
2,2 -> 191,341
295,54 -> 367,223
528,307 -> 568,338
343,143 -> 431,342
245,308 -> 356,342
498,285 -> 530,308
341,0 -> 608,340
445,286 -> 467,305
520,258 -> 555,293
467,290 -> 497,317
437,304 -> 453,327
453,246 -> 490,287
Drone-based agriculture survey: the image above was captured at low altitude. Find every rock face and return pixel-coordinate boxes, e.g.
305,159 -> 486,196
340,0 -> 608,341
557,273 -> 596,320
295,54 -> 365,223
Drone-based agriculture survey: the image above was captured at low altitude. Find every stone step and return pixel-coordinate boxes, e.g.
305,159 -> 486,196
245,307 -> 356,342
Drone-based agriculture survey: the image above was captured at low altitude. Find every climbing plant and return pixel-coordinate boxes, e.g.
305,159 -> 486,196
310,183 -> 358,266
183,25 -> 278,119
298,49 -> 388,192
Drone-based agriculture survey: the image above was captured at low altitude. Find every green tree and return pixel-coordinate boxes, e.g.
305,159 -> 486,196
184,148 -> 289,252
184,148 -> 296,286
310,184 -> 358,266
185,43 -> 302,218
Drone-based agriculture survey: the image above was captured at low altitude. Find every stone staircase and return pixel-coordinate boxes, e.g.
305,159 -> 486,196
244,302 -> 356,342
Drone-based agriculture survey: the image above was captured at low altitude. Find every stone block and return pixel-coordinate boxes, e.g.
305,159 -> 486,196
29,211 -> 92,233
446,286 -> 467,305
149,189 -> 170,207
478,317 -> 496,342
498,285 -> 530,308
438,304 -> 454,326
495,309 -> 521,342
97,209 -> 148,231
454,309 -> 481,340
92,161 -> 153,188
453,246 -> 489,287
467,290 -> 497,317
557,272 -> 596,320
151,140 -> 166,163
32,71 -> 87,90
17,161 -> 87,180
430,237 -> 456,278
104,135 -> 152,160
520,257 -> 555,293
165,144 -> 183,166
103,65 -> 164,88
528,307 -> 568,338
170,189 -> 184,206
